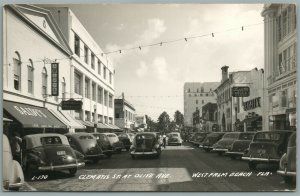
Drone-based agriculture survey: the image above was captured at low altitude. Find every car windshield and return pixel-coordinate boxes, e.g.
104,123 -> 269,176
254,133 -> 281,141
79,135 -> 93,140
239,133 -> 255,140
223,133 -> 239,139
209,133 -> 223,138
41,136 -> 62,145
107,134 -> 117,138
170,134 -> 179,137
94,134 -> 108,142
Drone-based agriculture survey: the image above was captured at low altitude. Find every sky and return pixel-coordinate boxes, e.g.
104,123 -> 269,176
64,3 -> 264,120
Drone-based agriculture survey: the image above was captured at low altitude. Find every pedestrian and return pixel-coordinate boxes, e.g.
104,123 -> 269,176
162,134 -> 167,148
11,132 -> 22,163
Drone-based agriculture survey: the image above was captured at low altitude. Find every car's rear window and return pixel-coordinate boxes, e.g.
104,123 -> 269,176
41,136 -> 62,145
79,135 -> 93,140
107,134 -> 117,138
239,133 -> 254,140
255,133 -> 281,141
136,135 -> 155,140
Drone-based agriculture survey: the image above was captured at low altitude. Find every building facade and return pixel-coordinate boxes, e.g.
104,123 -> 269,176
114,97 -> 136,130
202,103 -> 218,132
3,5 -> 85,134
183,82 -> 220,127
215,66 -> 264,132
261,4 -> 297,131
45,7 -> 116,131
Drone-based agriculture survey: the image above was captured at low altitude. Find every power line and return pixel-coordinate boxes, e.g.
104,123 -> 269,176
4,18 -> 274,66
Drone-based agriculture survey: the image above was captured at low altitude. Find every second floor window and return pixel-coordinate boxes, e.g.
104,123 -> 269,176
74,34 -> 80,56
109,95 -> 113,108
92,83 -> 96,101
27,61 -> 34,94
74,72 -> 82,95
84,45 -> 88,64
91,53 -> 95,69
13,58 -> 21,91
104,90 -> 108,106
103,66 -> 106,79
85,79 -> 90,98
98,60 -> 101,75
97,87 -> 103,104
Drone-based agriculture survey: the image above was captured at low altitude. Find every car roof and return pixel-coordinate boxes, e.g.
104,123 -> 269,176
136,132 -> 156,136
24,133 -> 69,148
102,132 -> 117,136
255,130 -> 294,134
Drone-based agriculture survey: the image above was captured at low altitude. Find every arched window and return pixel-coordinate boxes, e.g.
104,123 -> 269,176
13,52 -> 21,90
62,77 -> 66,99
42,67 -> 48,96
27,59 -> 34,94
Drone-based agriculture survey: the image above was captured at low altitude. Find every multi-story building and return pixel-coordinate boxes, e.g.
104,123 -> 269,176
215,66 -> 264,132
261,4 -> 297,131
192,109 -> 201,130
3,5 -> 86,135
45,7 -> 116,132
183,82 -> 220,127
202,103 -> 218,132
114,95 -> 136,131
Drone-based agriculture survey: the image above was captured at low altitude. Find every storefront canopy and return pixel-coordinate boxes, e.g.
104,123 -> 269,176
77,120 -> 94,128
96,123 -> 111,129
49,109 -> 86,129
3,101 -> 66,128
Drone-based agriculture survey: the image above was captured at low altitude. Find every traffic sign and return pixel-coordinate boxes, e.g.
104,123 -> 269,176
232,86 -> 250,97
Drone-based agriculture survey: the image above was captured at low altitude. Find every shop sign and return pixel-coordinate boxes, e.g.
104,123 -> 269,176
51,63 -> 59,96
61,99 -> 83,110
232,86 -> 250,97
243,97 -> 261,111
13,106 -> 47,118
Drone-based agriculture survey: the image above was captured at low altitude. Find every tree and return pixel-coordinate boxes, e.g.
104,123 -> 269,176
145,115 -> 157,132
157,111 -> 171,134
174,110 -> 184,128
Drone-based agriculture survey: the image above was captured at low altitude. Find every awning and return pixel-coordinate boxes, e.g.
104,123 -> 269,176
242,116 -> 262,124
109,124 -> 121,130
3,101 -> 66,128
96,122 -> 111,129
3,117 -> 13,122
77,120 -> 94,128
49,109 -> 86,129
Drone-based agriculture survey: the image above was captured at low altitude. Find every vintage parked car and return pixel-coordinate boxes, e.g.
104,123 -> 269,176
212,132 -> 241,155
188,133 -> 196,143
242,130 -> 293,170
277,132 -> 296,183
92,133 -> 114,158
21,133 -> 85,177
65,133 -> 104,163
200,132 -> 225,152
192,132 -> 210,147
3,134 -> 24,191
130,132 -> 161,159
225,132 -> 255,159
118,133 -> 134,151
102,133 -> 124,153
167,132 -> 183,146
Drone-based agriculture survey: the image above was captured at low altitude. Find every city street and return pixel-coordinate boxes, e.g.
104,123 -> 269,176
22,143 -> 296,192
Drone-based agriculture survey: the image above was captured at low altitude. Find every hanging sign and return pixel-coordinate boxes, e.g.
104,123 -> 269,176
51,63 -> 59,96
232,86 -> 250,97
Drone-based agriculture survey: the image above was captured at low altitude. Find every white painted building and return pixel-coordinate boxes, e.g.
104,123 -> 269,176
3,5 -> 85,134
261,4 -> 297,131
183,82 -> 220,127
44,7 -> 116,131
114,98 -> 136,130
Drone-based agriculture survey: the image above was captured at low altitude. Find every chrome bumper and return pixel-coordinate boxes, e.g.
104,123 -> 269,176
225,151 -> 244,156
277,169 -> 296,177
85,154 -> 105,159
241,157 -> 280,162
131,151 -> 157,155
202,146 -> 213,149
212,148 -> 228,152
38,162 -> 85,171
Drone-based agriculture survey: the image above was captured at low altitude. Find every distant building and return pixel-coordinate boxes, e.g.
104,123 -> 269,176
114,95 -> 136,130
215,66 -> 264,132
202,103 -> 218,132
184,82 -> 220,127
135,115 -> 147,131
261,4 -> 297,131
192,109 -> 201,130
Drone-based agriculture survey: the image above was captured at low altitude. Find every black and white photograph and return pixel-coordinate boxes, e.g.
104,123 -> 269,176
1,1 -> 297,192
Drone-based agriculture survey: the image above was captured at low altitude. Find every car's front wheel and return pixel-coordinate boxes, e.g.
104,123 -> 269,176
248,162 -> 257,170
230,155 -> 236,160
69,168 -> 77,175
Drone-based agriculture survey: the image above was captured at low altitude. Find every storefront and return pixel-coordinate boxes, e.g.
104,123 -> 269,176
242,113 -> 263,132
3,101 -> 68,136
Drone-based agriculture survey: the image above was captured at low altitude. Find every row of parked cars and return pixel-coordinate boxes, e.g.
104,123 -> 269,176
3,131 -> 136,191
188,130 -> 296,184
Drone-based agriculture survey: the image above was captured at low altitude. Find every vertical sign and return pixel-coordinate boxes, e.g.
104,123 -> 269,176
51,63 -> 59,96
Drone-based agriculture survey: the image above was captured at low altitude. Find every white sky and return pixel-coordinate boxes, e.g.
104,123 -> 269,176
65,3 -> 264,120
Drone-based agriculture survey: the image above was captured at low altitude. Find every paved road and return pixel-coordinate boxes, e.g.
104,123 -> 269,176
22,142 -> 296,191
